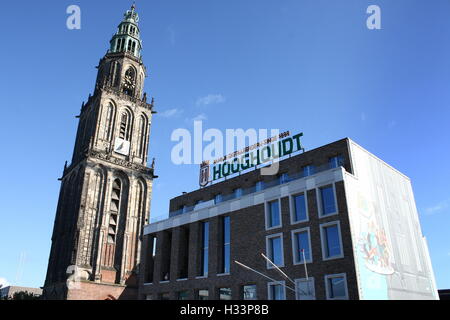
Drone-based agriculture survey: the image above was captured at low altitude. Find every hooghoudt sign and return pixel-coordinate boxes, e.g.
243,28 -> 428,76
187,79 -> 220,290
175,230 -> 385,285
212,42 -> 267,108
199,132 -> 304,187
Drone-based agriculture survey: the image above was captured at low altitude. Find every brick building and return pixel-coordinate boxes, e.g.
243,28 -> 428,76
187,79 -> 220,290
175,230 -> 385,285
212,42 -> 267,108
138,138 -> 439,300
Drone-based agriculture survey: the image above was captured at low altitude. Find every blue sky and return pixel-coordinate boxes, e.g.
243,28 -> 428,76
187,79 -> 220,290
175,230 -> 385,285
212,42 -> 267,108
0,0 -> 449,290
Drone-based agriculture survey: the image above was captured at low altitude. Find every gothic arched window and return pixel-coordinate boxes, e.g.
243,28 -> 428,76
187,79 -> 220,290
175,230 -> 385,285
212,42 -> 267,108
103,104 -> 115,141
119,110 -> 132,141
123,68 -> 136,96
108,179 -> 122,244
137,115 -> 147,158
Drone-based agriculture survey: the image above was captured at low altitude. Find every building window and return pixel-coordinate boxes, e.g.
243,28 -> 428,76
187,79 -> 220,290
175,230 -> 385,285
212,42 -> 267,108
255,181 -> 264,192
303,165 -> 315,177
266,233 -> 284,268
108,179 -> 122,244
145,295 -> 153,300
279,173 -> 289,184
200,222 -> 209,276
221,216 -> 231,274
138,115 -> 147,158
160,293 -> 170,300
329,155 -> 344,169
295,278 -> 315,300
118,110 -> 132,141
197,289 -> 209,300
177,291 -> 189,300
318,184 -> 337,217
266,199 -> 281,230
104,104 -> 114,141
243,285 -> 257,300
234,188 -> 243,198
291,193 -> 308,223
268,281 -> 286,300
219,288 -> 232,300
325,274 -> 349,300
215,194 -> 223,204
291,228 -> 312,264
320,221 -> 343,260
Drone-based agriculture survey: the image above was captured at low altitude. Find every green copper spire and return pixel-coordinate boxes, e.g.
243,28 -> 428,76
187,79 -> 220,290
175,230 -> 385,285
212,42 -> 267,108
109,4 -> 143,58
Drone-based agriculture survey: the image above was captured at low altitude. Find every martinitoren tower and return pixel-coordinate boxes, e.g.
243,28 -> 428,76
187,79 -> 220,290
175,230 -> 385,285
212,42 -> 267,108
43,5 -> 156,300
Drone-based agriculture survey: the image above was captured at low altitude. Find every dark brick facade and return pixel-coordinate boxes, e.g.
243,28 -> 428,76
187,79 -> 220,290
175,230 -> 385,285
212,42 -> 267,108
139,138 -> 360,300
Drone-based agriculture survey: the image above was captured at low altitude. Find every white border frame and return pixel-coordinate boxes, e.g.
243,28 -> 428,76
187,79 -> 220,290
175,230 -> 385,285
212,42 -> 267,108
291,227 -> 313,265
316,183 -> 339,218
289,192 -> 309,224
265,232 -> 285,269
265,198 -> 283,231
324,273 -> 349,300
295,277 -> 316,300
320,220 -> 344,261
267,281 -> 286,300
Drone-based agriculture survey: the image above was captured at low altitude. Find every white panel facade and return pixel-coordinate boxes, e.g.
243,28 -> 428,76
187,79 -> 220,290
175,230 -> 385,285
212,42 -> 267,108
344,140 -> 438,300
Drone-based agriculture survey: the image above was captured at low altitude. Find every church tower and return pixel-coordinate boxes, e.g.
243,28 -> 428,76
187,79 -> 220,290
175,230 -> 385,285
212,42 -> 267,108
43,5 -> 156,300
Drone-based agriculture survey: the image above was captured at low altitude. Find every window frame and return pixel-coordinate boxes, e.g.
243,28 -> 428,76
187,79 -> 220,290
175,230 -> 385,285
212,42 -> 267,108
267,281 -> 286,300
218,287 -> 232,300
295,277 -> 316,300
291,227 -> 313,265
289,192 -> 309,224
324,273 -> 349,300
320,221 -> 344,261
196,289 -> 209,300
265,198 -> 283,231
242,284 -> 258,300
199,221 -> 210,277
316,183 -> 339,218
265,233 -> 285,269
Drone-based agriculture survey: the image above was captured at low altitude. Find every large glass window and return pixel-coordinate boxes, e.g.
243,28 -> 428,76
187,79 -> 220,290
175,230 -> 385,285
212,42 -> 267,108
200,222 -> 209,276
268,282 -> 286,300
222,216 -> 231,274
219,288 -> 232,300
243,285 -> 257,300
292,229 -> 312,264
234,188 -> 243,198
321,222 -> 343,259
267,234 -> 284,267
325,274 -> 348,300
266,200 -> 281,229
319,185 -> 337,216
295,278 -> 315,300
292,193 -> 307,222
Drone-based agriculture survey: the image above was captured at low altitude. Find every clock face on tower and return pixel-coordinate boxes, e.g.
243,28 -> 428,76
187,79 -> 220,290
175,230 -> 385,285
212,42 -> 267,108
114,138 -> 130,156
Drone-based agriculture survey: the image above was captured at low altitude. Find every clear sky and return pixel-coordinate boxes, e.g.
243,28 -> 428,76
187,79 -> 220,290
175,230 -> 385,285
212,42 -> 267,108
0,0 -> 449,290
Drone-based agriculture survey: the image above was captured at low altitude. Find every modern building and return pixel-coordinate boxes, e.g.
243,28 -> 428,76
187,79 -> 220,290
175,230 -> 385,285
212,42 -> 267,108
43,5 -> 156,300
138,138 -> 439,300
0,286 -> 42,300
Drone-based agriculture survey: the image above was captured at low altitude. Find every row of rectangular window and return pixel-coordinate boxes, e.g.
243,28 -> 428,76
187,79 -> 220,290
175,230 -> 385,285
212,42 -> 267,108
266,221 -> 344,268
266,183 -> 338,230
148,273 -> 348,300
268,273 -> 349,300
177,156 -> 344,212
